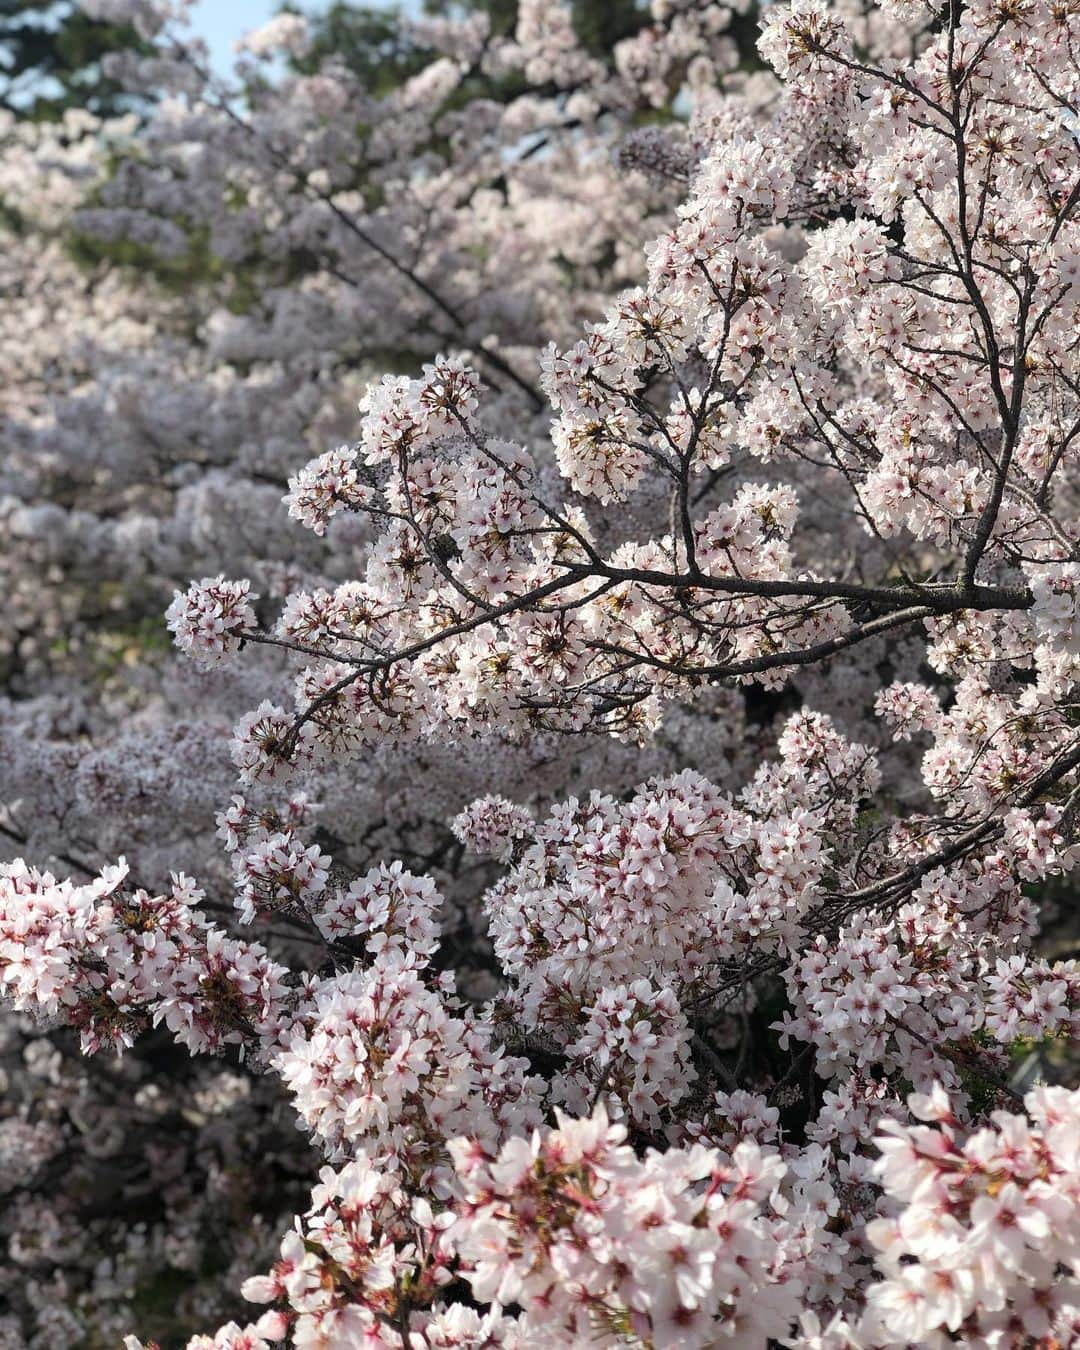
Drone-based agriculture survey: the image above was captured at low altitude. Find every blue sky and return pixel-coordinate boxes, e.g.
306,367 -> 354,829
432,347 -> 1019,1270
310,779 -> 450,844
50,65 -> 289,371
186,1 -> 419,71
187,0 -> 293,70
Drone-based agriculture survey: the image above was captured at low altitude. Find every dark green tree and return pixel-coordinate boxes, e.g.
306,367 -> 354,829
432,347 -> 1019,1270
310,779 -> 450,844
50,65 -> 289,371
0,0 -> 147,120
447,0 -> 649,51
290,0 -> 652,89
286,2 -> 435,95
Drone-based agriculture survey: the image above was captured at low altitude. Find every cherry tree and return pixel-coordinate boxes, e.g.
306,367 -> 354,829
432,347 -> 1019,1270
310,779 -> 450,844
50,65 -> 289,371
0,2 -> 766,1342
3,0 -> 1080,1345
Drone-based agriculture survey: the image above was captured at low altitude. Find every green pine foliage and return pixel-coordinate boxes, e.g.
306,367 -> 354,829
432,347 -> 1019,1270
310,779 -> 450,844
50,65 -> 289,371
0,0 -> 148,120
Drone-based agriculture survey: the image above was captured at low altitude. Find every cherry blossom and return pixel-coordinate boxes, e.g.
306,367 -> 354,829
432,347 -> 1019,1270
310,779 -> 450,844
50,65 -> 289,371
2,0 -> 1080,1341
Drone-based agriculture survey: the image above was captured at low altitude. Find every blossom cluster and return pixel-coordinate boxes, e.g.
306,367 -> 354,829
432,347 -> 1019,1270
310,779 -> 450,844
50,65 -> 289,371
0,858 -> 292,1057
165,577 -> 258,665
